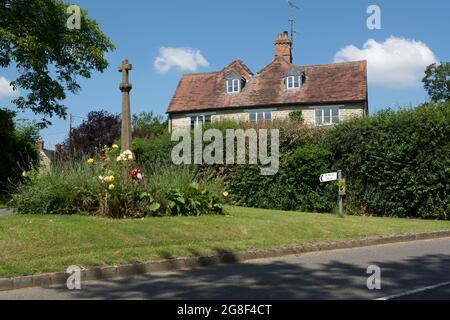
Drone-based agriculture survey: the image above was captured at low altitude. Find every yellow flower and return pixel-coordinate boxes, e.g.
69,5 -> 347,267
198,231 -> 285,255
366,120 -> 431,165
108,184 -> 115,191
87,158 -> 95,165
98,176 -> 104,182
112,144 -> 119,150
22,171 -> 28,177
223,192 -> 229,198
105,176 -> 115,183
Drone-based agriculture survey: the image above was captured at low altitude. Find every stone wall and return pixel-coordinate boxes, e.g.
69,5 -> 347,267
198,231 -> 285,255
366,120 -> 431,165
169,103 -> 367,131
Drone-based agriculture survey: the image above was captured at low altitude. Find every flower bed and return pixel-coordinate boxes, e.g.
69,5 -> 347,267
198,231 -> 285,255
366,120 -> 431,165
11,145 -> 225,218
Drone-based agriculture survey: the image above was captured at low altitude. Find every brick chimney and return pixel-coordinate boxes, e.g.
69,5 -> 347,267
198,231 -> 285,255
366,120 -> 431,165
55,144 -> 62,154
274,31 -> 292,63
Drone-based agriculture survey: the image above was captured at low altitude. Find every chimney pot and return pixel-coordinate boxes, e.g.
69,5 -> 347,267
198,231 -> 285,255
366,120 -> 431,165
55,144 -> 62,153
274,32 -> 293,63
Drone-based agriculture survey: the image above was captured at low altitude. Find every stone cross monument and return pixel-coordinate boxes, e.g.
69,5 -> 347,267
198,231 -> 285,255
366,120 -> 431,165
118,59 -> 133,152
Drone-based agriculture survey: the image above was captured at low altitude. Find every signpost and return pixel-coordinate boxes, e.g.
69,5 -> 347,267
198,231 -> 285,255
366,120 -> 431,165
320,172 -> 338,183
320,170 -> 346,218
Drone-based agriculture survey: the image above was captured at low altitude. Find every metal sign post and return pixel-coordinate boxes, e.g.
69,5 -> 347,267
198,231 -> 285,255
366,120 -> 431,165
338,170 -> 346,218
320,170 -> 346,218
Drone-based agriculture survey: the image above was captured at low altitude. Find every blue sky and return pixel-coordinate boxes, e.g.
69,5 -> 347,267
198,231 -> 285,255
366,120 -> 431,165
1,0 -> 449,148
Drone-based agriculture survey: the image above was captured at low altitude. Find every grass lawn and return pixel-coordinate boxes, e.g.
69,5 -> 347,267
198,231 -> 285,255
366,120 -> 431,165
1,206 -> 450,277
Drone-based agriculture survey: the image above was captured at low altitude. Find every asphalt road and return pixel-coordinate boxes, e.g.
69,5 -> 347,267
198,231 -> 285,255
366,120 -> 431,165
1,238 -> 450,300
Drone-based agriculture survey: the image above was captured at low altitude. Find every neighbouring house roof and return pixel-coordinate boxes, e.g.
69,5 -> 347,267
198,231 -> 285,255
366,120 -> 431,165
167,57 -> 368,114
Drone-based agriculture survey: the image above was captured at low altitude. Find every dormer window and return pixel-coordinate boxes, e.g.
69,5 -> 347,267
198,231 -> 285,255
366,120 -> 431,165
285,67 -> 304,90
227,79 -> 241,93
286,76 -> 301,89
225,72 -> 244,94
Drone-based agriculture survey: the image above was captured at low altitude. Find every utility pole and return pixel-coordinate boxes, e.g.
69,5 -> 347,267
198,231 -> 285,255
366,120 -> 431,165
68,112 -> 72,141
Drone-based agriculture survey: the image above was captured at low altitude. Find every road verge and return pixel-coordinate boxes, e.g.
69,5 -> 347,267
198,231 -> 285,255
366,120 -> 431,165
1,230 -> 450,292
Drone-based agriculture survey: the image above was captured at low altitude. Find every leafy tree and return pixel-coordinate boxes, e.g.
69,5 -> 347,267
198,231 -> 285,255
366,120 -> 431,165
15,118 -> 41,143
423,62 -> 450,103
0,108 -> 39,199
0,0 -> 115,127
64,110 -> 120,157
132,111 -> 167,138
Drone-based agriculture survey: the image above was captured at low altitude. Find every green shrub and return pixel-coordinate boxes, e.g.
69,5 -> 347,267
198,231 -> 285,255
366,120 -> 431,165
198,121 -> 335,213
132,112 -> 167,139
0,109 -> 39,198
214,144 -> 335,213
326,102 -> 450,219
133,132 -> 174,172
277,144 -> 336,212
289,111 -> 304,123
167,183 -> 223,216
10,161 -> 98,215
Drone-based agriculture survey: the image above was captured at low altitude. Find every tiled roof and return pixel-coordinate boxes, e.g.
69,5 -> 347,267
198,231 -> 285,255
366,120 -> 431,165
167,57 -> 367,114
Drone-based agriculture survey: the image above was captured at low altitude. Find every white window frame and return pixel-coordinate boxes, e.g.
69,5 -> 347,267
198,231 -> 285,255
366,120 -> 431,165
286,76 -> 301,90
314,106 -> 340,126
190,114 -> 212,128
248,110 -> 273,123
226,79 -> 241,93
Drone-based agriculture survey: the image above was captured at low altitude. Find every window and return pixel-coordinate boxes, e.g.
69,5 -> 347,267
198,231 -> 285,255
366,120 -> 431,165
285,67 -> 304,90
191,115 -> 212,128
286,76 -> 301,89
226,79 -> 241,93
225,72 -> 244,94
315,107 -> 340,125
249,111 -> 272,123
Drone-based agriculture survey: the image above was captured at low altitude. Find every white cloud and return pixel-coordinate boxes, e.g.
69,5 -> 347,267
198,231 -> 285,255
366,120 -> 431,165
0,76 -> 18,99
154,47 -> 209,74
334,36 -> 438,88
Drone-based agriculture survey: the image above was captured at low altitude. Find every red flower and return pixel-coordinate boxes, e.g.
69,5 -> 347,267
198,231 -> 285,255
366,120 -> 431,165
130,166 -> 145,182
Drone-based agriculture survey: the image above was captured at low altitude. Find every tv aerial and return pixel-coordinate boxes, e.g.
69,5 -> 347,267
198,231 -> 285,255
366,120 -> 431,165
287,0 -> 300,45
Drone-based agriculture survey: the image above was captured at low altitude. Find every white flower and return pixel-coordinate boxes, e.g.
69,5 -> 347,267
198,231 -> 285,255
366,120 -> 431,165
117,150 -> 133,162
123,150 -> 133,160
137,173 -> 143,180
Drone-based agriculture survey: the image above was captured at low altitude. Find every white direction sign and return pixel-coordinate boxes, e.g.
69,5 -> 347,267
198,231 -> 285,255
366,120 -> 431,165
320,172 -> 338,183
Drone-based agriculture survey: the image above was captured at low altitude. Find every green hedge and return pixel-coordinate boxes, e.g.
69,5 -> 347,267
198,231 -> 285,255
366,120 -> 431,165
214,144 -> 336,213
0,109 -> 39,200
133,132 -> 175,173
132,104 -> 450,219
326,102 -> 450,219
198,121 -> 336,213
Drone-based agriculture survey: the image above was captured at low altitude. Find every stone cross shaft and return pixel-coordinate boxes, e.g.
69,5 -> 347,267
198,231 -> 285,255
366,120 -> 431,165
118,59 -> 133,152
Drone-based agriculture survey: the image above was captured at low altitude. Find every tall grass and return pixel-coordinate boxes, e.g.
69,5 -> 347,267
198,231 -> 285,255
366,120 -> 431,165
10,160 -> 99,215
